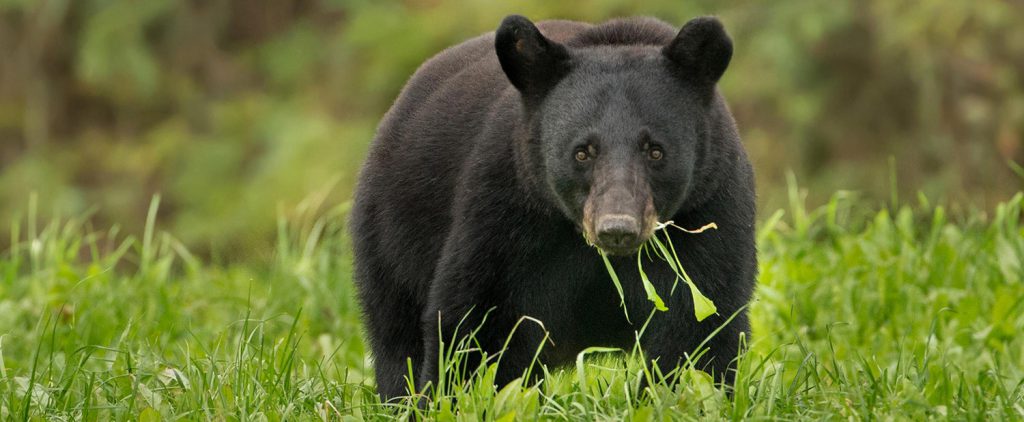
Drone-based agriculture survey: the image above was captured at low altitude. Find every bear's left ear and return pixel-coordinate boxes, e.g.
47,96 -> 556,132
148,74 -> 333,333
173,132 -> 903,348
663,16 -> 733,88
495,15 -> 571,100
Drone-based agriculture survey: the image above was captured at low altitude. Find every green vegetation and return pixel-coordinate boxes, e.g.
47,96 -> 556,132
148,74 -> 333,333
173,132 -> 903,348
598,222 -> 720,323
2,190 -> 1021,420
1,1 -> 1022,419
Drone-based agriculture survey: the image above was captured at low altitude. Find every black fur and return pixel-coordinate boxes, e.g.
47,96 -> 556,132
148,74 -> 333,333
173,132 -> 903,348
350,15 -> 756,401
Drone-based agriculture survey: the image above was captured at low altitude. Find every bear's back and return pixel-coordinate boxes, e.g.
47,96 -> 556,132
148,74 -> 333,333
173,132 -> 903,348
373,17 -> 678,155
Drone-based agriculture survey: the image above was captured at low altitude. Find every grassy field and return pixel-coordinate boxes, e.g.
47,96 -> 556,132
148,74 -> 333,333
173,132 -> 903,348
1,187 -> 1023,420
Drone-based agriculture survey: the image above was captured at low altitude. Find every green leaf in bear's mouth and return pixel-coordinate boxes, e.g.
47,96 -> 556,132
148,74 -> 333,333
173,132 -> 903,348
595,221 -> 718,323
599,251 -> 631,323
636,249 -> 668,312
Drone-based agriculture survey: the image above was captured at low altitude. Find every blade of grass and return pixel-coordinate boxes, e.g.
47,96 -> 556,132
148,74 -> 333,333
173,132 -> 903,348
576,347 -> 623,393
599,251 -> 631,323
636,250 -> 668,312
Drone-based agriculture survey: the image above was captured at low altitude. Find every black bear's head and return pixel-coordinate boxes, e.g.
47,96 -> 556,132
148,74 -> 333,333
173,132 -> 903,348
496,15 -> 734,255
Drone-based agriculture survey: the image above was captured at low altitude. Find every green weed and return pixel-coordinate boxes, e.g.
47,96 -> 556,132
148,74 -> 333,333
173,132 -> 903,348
0,190 -> 1022,419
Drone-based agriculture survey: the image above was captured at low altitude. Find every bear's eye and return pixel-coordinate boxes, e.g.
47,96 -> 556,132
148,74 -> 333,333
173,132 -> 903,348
648,147 -> 664,160
574,149 -> 589,162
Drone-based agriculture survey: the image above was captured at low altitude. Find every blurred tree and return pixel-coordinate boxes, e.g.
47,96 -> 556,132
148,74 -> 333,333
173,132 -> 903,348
0,0 -> 1021,256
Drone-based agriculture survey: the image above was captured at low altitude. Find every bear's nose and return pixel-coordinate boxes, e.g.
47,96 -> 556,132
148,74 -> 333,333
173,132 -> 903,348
596,215 -> 641,250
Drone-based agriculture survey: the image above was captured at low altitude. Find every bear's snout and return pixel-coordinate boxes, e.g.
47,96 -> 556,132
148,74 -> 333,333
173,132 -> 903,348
583,171 -> 658,255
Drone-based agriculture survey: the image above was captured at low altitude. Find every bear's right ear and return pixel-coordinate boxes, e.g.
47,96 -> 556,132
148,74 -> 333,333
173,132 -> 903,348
495,15 -> 571,99
662,16 -> 733,88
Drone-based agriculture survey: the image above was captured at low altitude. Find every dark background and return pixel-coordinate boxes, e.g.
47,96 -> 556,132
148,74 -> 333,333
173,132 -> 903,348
2,0 -> 1022,257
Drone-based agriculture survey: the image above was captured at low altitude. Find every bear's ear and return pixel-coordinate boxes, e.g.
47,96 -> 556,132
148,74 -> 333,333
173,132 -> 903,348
662,16 -> 733,87
495,15 -> 571,99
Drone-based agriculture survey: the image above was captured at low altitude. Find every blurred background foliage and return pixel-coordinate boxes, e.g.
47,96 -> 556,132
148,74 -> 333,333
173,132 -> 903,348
1,0 -> 1022,257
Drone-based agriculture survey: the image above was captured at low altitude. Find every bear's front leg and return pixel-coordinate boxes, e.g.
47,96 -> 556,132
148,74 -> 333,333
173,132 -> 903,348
414,221 -> 548,399
416,276 -> 549,399
416,288 -> 489,398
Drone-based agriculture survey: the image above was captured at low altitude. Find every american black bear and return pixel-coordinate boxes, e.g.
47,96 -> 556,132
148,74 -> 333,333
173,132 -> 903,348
350,14 -> 756,401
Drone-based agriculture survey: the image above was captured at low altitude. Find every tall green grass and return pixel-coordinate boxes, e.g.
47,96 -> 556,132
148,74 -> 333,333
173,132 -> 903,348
1,188 -> 1022,419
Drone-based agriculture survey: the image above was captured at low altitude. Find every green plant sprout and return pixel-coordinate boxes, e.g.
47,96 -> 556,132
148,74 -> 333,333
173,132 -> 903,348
597,221 -> 718,323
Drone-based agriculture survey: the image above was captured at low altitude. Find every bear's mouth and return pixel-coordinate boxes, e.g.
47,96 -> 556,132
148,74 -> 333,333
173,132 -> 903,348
583,223 -> 656,256
595,243 -> 645,256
